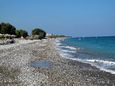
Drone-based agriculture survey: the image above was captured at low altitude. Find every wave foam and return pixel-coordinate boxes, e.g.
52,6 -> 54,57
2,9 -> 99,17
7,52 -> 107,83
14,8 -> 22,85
84,59 -> 115,74
86,59 -> 115,65
55,40 -> 61,46
61,49 -> 76,53
64,46 -> 77,50
54,39 -> 115,74
64,57 -> 115,74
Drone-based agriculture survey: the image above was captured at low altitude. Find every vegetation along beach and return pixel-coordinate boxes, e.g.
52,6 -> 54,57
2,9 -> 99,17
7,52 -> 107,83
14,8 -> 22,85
0,22 -> 115,86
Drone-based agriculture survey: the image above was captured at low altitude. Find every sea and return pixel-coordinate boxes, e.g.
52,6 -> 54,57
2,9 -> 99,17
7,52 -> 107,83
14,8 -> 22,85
55,36 -> 115,74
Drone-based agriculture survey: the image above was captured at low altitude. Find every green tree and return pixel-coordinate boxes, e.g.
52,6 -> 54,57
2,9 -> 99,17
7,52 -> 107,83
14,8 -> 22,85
16,30 -> 21,38
0,22 -> 16,35
16,29 -> 28,38
32,28 -> 46,39
20,30 -> 28,38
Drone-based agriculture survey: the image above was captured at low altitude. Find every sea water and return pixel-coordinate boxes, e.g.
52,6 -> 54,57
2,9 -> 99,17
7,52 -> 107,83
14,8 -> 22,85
56,36 -> 115,74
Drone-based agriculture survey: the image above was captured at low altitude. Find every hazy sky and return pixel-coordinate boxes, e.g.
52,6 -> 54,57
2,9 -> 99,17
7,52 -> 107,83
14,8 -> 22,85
0,0 -> 115,37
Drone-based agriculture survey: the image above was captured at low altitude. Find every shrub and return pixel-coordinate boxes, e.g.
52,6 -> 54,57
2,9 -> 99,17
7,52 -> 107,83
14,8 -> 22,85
20,30 -> 28,38
16,29 -> 28,38
16,30 -> 21,38
32,28 -> 46,39
48,34 -> 66,38
0,22 -> 16,35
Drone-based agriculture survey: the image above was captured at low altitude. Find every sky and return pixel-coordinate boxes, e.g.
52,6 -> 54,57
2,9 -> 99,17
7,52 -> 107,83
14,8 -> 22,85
0,0 -> 115,37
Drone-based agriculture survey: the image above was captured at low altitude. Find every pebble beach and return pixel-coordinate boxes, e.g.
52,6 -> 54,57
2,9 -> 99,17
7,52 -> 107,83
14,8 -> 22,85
0,39 -> 115,86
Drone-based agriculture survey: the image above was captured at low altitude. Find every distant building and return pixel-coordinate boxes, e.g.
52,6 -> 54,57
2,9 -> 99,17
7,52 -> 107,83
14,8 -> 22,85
46,33 -> 52,37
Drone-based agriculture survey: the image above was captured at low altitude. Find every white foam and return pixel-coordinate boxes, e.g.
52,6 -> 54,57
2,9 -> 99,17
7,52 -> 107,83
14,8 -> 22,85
86,59 -> 115,65
85,59 -> 115,74
59,53 -> 115,74
61,49 -> 76,53
56,42 -> 61,46
55,40 -> 77,54
59,51 -> 72,58
68,58 -> 115,74
54,39 -> 115,74
65,46 -> 77,50
54,39 -> 61,46
98,67 -> 115,74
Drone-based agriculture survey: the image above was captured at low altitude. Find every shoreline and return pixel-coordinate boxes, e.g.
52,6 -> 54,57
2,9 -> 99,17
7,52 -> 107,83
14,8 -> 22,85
55,38 -> 115,75
0,39 -> 115,86
48,39 -> 115,85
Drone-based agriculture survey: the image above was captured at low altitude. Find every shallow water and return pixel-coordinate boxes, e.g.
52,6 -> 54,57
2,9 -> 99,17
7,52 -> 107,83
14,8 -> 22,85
31,60 -> 52,69
56,36 -> 115,74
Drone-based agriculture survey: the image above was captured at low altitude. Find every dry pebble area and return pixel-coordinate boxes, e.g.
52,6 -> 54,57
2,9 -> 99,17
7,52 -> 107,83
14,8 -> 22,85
0,39 -> 115,86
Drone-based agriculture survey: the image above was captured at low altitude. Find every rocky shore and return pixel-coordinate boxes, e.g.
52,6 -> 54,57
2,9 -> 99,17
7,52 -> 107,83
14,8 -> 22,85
0,39 -> 115,86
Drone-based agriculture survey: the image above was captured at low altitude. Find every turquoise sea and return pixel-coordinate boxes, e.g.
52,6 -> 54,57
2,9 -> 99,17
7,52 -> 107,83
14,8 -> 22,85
56,36 -> 115,74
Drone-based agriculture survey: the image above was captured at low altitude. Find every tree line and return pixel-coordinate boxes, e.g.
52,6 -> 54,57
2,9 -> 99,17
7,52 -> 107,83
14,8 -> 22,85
0,22 -> 46,39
